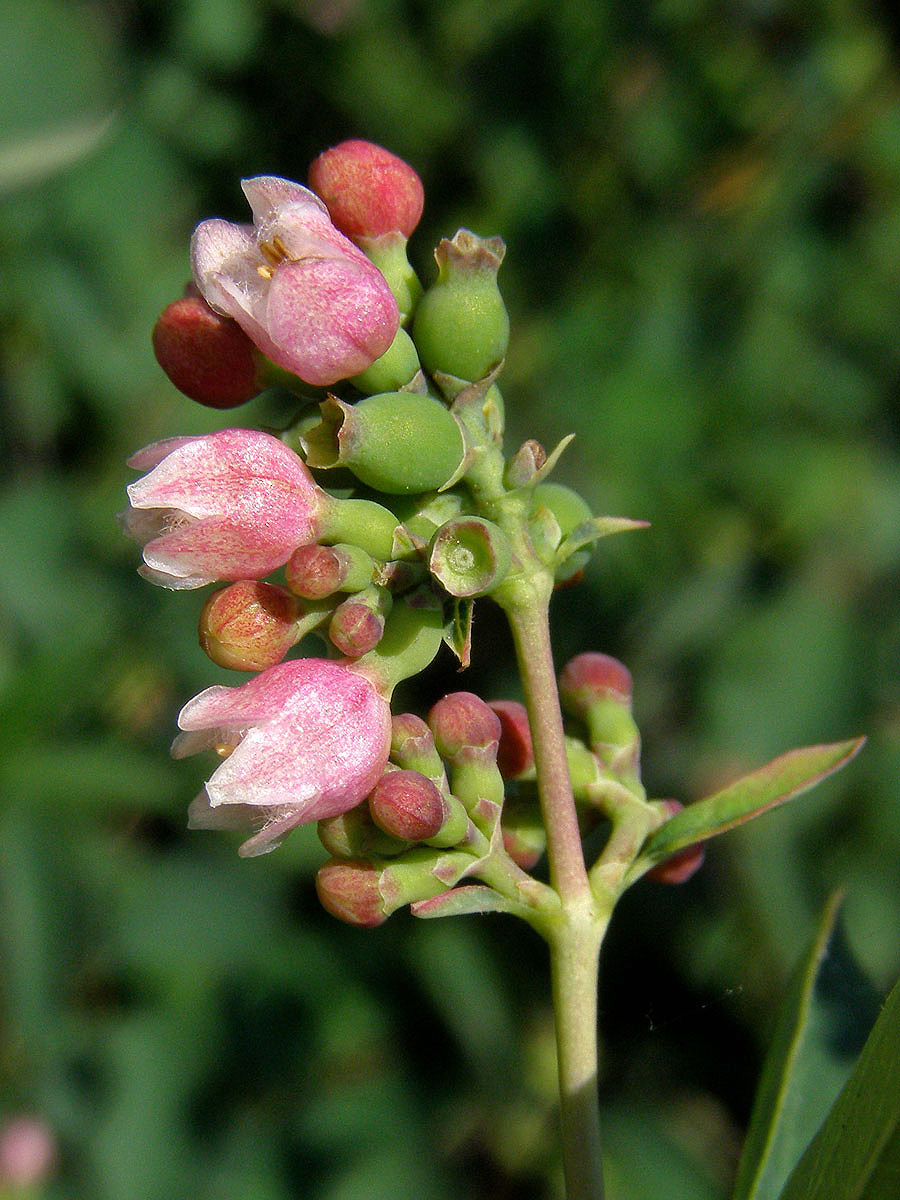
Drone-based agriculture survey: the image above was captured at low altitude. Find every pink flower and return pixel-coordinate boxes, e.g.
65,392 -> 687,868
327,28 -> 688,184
173,658 -> 392,857
191,176 -> 399,386
123,428 -> 326,588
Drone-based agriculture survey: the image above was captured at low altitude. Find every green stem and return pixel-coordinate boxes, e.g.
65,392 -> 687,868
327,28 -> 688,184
504,592 -> 606,1200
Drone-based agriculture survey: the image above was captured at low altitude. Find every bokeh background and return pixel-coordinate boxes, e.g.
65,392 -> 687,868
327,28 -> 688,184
1,1 -> 899,1196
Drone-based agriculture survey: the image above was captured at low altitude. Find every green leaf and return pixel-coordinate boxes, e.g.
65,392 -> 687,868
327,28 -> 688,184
732,892 -> 880,1200
555,514 -> 650,562
638,738 -> 865,863
776,972 -> 900,1200
411,884 -> 529,919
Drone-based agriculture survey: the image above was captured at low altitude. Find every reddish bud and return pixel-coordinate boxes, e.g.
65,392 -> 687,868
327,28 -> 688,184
488,700 -> 534,778
286,542 -> 373,599
308,139 -> 425,240
199,580 -> 301,671
369,769 -> 449,841
328,587 -> 390,657
0,1117 -> 57,1188
316,857 -> 388,926
152,293 -> 263,408
646,801 -> 706,884
559,653 -> 633,714
428,692 -> 501,763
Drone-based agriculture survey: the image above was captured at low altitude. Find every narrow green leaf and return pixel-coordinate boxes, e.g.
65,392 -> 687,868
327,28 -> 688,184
732,892 -> 880,1200
640,738 -> 865,862
555,514 -> 649,561
776,972 -> 900,1200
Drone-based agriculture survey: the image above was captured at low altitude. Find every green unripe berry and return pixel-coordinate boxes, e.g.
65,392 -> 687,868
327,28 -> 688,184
412,230 -> 509,384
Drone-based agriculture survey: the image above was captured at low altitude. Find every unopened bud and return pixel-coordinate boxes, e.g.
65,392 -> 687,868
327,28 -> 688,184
413,230 -> 509,384
302,393 -> 465,495
501,800 -> 546,870
308,139 -> 425,241
390,713 -> 446,784
369,769 -> 449,841
317,804 -> 407,858
316,857 -> 389,926
428,517 -> 512,598
488,700 -> 534,778
645,801 -> 706,884
152,293 -> 264,408
504,439 -> 547,489
559,653 -> 639,773
199,581 -> 301,671
329,586 -> 392,657
286,542 -> 375,599
428,691 -> 501,764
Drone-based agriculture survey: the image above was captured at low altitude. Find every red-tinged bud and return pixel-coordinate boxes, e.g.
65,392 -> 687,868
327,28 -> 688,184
488,700 -> 534,778
152,293 -> 264,408
559,652 -> 633,712
317,804 -> 407,858
429,692 -> 501,764
286,542 -> 374,599
199,580 -> 301,671
329,586 -> 391,657
645,802 -> 706,884
308,139 -> 425,241
501,803 -> 546,870
504,439 -> 547,489
316,857 -> 389,926
390,713 -> 446,782
369,769 -> 449,841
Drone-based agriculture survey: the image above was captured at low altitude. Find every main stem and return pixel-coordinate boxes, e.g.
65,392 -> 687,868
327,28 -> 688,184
506,594 -> 606,1200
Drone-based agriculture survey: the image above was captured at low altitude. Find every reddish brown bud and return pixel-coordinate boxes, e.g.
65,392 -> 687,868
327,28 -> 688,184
308,139 -> 425,240
199,581 -> 301,671
488,700 -> 534,778
646,801 -> 705,884
428,692 -> 501,763
559,653 -> 633,714
369,769 -> 449,841
316,857 -> 388,926
286,542 -> 374,599
328,587 -> 390,657
152,293 -> 263,408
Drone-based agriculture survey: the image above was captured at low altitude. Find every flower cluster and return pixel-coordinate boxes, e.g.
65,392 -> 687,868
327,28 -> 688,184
127,139 -> 699,902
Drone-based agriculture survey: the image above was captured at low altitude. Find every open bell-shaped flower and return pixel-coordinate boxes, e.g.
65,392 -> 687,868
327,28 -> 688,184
175,658 -> 393,857
122,428 -> 327,588
191,175 -> 399,386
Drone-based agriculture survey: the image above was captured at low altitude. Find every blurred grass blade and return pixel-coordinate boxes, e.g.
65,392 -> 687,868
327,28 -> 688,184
0,111 -> 116,194
638,738 -> 865,864
732,892 -> 879,1200
776,971 -> 900,1200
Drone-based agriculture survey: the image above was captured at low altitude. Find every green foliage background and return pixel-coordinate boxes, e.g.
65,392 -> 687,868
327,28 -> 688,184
1,1 -> 898,1196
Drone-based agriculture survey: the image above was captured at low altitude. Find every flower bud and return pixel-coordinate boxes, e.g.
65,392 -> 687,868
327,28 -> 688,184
559,653 -> 640,776
316,857 -> 389,926
390,713 -> 446,784
152,293 -> 264,408
501,800 -> 546,870
428,517 -> 512,598
504,439 -> 547,489
349,326 -> 421,394
286,542 -> 375,600
308,139 -> 425,241
412,230 -> 509,383
488,700 -> 534,778
429,692 -> 501,764
302,393 -> 465,494
645,801 -> 706,884
317,804 -> 407,858
369,769 -> 449,841
329,586 -> 392,657
199,580 -> 301,671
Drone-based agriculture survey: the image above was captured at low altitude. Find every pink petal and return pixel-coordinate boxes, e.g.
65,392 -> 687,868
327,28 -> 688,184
240,176 -> 328,223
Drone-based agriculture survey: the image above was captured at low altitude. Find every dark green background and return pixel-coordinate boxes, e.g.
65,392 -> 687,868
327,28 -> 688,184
1,1 -> 897,1196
